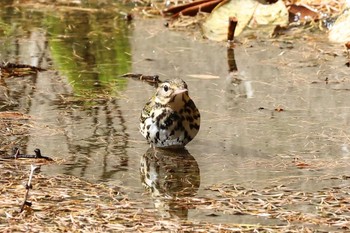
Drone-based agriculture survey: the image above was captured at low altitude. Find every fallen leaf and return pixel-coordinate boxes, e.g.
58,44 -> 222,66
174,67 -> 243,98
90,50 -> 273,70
202,0 -> 288,41
202,0 -> 257,41
329,9 -> 350,43
288,4 -> 320,23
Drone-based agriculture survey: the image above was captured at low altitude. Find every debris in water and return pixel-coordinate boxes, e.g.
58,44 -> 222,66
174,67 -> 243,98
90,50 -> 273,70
0,62 -> 46,78
346,42 -> 350,51
1,148 -> 53,161
121,73 -> 161,86
292,158 -> 311,169
274,107 -> 284,112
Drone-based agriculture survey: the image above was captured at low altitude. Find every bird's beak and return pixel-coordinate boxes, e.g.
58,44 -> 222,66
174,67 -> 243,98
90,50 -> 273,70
173,88 -> 188,96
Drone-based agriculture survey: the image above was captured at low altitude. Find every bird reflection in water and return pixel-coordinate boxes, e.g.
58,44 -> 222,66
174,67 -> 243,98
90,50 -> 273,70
140,147 -> 200,219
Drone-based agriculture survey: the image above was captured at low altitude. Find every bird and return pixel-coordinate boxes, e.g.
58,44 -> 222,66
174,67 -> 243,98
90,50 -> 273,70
140,78 -> 200,148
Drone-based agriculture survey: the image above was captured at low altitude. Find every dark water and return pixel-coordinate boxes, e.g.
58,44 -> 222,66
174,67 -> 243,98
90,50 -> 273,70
1,2 -> 350,226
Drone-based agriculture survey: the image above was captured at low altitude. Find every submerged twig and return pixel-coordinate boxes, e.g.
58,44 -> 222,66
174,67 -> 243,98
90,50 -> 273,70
121,73 -> 161,87
20,164 -> 41,213
1,148 -> 53,161
0,62 -> 46,78
227,48 -> 238,72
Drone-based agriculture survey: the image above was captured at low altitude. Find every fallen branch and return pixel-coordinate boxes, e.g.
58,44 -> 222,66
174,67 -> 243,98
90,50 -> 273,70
20,164 -> 41,213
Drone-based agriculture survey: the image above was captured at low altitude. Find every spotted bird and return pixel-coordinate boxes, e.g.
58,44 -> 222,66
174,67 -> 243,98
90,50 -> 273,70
140,78 -> 200,148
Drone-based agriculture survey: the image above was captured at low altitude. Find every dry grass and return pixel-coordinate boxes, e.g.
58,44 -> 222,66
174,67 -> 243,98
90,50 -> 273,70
1,156 -> 349,232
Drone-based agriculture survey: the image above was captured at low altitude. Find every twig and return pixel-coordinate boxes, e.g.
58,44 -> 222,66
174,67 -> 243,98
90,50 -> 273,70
121,73 -> 161,87
163,0 -> 221,16
13,147 -> 20,159
0,62 -> 46,77
33,148 -> 53,161
1,148 -> 53,161
227,48 -> 238,72
346,42 -> 350,67
346,42 -> 350,58
172,0 -> 223,18
20,164 -> 41,212
227,17 -> 237,48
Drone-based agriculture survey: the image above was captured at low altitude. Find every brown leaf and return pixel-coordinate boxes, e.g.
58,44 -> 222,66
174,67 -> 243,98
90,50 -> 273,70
288,4 -> 320,23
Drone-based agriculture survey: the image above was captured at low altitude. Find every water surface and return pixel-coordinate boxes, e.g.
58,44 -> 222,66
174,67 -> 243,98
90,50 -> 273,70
1,3 -> 350,227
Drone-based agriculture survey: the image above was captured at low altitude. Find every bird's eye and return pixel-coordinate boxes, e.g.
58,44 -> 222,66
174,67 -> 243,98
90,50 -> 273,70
163,85 -> 169,92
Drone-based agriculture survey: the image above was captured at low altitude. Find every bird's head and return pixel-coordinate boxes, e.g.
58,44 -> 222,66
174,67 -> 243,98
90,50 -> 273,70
155,78 -> 189,106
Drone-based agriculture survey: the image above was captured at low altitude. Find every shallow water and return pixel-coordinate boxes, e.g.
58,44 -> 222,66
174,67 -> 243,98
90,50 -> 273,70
1,2 -> 350,227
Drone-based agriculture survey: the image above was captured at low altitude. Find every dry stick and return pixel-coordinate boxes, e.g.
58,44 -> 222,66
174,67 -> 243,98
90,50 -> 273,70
2,148 -> 53,160
227,16 -> 238,41
121,73 -> 161,87
172,0 -> 223,17
163,0 -> 221,15
13,147 -> 20,159
20,164 -> 41,213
